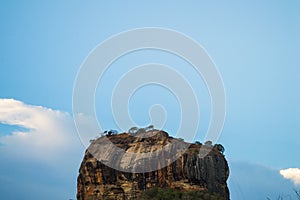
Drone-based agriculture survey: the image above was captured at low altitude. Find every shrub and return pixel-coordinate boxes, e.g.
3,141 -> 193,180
139,187 -> 226,200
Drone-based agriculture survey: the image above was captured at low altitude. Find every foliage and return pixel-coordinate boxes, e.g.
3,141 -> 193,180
267,190 -> 300,200
104,129 -> 118,135
294,189 -> 300,200
204,141 -> 213,147
214,144 -> 225,154
128,125 -> 154,135
129,127 -> 138,134
139,187 -> 226,200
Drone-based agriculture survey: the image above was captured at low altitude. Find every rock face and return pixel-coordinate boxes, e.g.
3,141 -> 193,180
77,131 -> 229,200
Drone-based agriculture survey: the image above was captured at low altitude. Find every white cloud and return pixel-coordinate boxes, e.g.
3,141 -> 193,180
280,168 -> 300,185
0,98 -> 82,163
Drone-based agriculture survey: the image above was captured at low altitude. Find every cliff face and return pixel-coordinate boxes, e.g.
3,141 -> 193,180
77,131 -> 229,200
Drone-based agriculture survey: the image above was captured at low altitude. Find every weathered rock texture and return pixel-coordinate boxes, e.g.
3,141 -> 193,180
77,131 -> 229,200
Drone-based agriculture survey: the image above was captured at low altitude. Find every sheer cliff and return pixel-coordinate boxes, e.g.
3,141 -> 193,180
77,131 -> 229,200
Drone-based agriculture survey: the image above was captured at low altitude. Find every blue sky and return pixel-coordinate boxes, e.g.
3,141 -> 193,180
0,1 -> 299,199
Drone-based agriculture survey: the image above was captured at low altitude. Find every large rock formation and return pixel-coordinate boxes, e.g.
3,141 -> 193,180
77,130 -> 229,200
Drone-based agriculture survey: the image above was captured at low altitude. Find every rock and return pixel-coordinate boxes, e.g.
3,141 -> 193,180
77,130 -> 229,200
